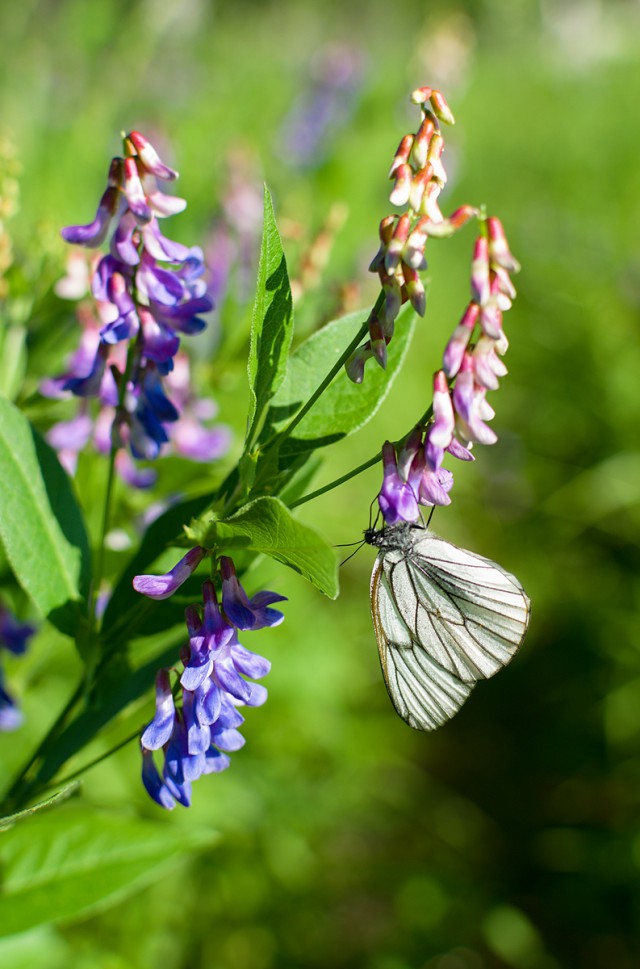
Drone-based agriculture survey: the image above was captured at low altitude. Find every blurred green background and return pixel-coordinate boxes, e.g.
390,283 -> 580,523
1,0 -> 640,966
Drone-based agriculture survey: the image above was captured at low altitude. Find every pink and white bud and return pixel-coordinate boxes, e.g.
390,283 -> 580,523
402,263 -> 426,316
470,235 -> 490,305
389,134 -> 414,177
411,86 -> 433,105
410,114 -> 436,169
384,214 -> 411,274
426,132 -> 447,185
133,546 -> 206,600
453,356 -> 498,446
127,131 -> 178,181
479,300 -> 503,339
430,90 -> 455,126
487,216 -> 520,273
430,370 -> 455,447
404,217 -> 429,270
472,334 -> 508,390
421,205 -> 479,238
419,180 -> 444,223
123,157 -> 152,225
389,163 -> 412,207
409,164 -> 433,213
491,265 -> 517,303
442,302 -> 479,377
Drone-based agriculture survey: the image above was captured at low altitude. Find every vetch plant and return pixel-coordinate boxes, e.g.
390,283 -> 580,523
0,85 -> 526,817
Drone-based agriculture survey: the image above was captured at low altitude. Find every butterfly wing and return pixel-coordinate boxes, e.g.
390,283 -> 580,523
370,531 -> 530,730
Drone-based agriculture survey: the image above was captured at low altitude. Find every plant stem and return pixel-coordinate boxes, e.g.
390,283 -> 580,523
40,726 -> 143,792
288,403 -> 435,509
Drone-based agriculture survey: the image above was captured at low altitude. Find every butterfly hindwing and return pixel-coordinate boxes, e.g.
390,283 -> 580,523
369,526 -> 530,731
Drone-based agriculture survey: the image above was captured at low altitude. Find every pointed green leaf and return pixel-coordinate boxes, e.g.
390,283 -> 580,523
207,496 -> 339,598
263,303 -> 416,456
245,186 -> 294,448
0,398 -> 91,636
0,804 -> 219,937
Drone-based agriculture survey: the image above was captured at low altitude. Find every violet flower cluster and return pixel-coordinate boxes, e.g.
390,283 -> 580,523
0,604 -> 36,731
47,132 -> 217,474
378,213 -> 520,525
133,550 -> 285,809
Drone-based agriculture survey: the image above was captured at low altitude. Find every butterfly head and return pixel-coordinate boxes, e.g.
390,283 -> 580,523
364,520 -> 422,551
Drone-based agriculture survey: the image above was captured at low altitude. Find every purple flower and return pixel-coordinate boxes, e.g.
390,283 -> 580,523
220,557 -> 286,630
133,546 -> 206,600
139,569 -> 280,810
378,441 -> 420,525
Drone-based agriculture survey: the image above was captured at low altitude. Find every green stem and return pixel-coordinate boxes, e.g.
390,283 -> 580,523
39,726 -> 143,793
288,403 -> 435,510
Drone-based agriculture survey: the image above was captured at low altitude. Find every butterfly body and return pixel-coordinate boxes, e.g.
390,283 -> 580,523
365,524 -> 530,731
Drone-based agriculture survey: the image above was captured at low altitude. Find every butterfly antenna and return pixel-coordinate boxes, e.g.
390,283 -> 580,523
339,540 -> 366,567
426,506 -> 436,529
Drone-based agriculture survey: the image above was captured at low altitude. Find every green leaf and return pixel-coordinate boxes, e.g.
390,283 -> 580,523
263,303 -> 416,457
0,804 -> 219,937
206,496 -> 339,599
0,397 -> 91,636
245,186 -> 294,448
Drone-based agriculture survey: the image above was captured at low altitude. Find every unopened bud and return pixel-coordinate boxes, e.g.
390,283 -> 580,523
127,131 -> 178,181
389,134 -> 414,177
470,236 -> 490,305
384,214 -> 411,274
404,217 -> 429,270
402,263 -> 426,316
430,90 -> 455,126
410,114 -> 436,169
426,132 -> 447,185
369,316 -> 388,369
442,302 -> 479,378
389,163 -> 412,206
411,86 -> 433,105
487,217 -> 520,272
409,164 -> 433,213
419,180 -> 444,223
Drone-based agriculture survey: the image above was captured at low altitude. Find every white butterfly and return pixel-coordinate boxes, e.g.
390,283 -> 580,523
365,522 -> 530,730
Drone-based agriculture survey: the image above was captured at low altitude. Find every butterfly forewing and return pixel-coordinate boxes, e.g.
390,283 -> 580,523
368,525 -> 530,731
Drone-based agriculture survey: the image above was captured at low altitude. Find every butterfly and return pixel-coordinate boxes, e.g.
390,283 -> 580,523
364,522 -> 530,730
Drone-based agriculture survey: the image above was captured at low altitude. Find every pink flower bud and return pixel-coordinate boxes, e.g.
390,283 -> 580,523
389,134 -> 414,177
411,86 -> 433,105
402,263 -> 426,316
123,157 -> 152,225
430,90 -> 456,126
368,216 -> 396,273
442,302 -> 479,378
409,164 -> 433,213
404,217 -> 429,270
389,163 -> 412,206
472,334 -> 508,390
470,236 -> 490,305
384,214 -> 411,274
429,370 -> 455,448
419,180 -> 444,223
380,272 -> 402,323
410,115 -> 436,169
127,131 -> 178,181
426,132 -> 447,185
487,217 -> 520,273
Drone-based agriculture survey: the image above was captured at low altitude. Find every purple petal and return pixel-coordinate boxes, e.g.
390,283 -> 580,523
133,546 -> 205,600
141,748 -> 176,810
140,669 -> 175,750
231,642 -> 271,679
